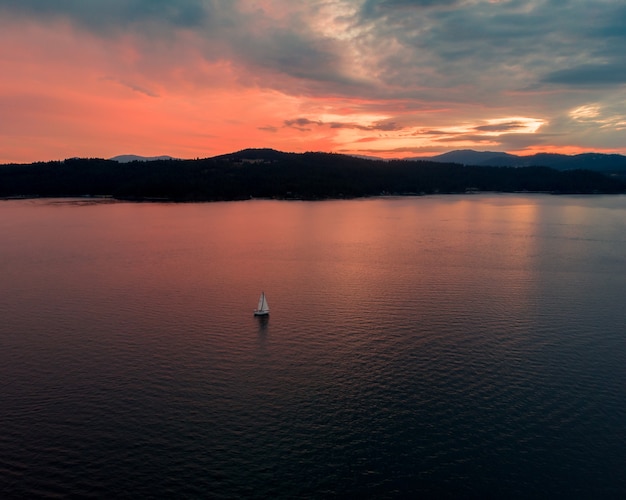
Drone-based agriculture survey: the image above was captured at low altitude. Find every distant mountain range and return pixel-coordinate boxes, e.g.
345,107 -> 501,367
412,150 -> 626,173
110,155 -> 176,163
109,150 -> 626,174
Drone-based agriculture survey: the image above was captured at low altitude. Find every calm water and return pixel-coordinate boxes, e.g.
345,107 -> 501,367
1,195 -> 625,498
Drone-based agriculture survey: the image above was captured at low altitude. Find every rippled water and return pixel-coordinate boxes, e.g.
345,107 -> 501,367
1,195 -> 625,498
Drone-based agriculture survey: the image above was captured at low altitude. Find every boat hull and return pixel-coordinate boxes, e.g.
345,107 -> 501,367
254,310 -> 269,316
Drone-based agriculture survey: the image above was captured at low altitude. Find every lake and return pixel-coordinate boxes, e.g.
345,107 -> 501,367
1,195 -> 625,498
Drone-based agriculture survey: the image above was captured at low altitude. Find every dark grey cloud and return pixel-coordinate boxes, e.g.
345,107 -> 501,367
475,122 -> 529,133
234,28 -> 350,88
347,145 -> 450,155
351,0 -> 626,103
434,132 -> 551,151
330,120 -> 400,131
543,64 -> 626,86
0,0 -> 212,30
284,118 -> 321,131
435,134 -> 495,144
285,117 -> 401,132
495,132 -> 555,152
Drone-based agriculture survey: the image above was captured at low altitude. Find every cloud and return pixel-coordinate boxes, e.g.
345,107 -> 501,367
284,118 -> 321,131
3,0 -> 624,101
0,0 -> 211,31
570,105 -> 602,122
360,0 -> 465,19
2,0 -> 626,161
0,0 -> 357,94
496,132 -> 552,152
543,63 -> 626,86
285,116 -> 401,132
349,0 -> 626,103
258,125 -> 279,133
100,77 -> 159,97
475,121 -> 531,133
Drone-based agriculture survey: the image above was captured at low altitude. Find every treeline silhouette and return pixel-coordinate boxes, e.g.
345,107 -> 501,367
1,149 -> 624,201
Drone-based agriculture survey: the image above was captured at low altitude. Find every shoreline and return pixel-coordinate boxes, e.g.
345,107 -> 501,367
2,190 -> 623,205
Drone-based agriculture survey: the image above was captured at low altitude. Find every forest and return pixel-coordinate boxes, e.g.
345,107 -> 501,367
1,149 -> 624,201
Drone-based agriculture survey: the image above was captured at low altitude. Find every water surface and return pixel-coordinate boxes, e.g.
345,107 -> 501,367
1,195 -> 625,498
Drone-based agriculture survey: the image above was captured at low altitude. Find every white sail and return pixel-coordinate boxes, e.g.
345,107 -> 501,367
254,292 -> 269,315
257,293 -> 266,311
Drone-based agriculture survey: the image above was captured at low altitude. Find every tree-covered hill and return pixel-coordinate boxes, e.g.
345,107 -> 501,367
1,149 -> 624,201
418,149 -> 626,173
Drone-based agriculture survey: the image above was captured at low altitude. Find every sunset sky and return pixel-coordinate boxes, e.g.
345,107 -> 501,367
1,0 -> 625,163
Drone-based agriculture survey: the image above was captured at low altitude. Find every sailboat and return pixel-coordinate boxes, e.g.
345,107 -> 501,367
254,291 -> 270,316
